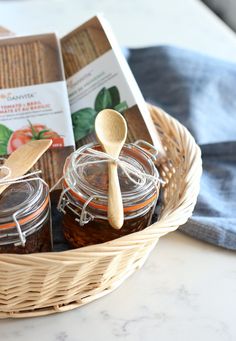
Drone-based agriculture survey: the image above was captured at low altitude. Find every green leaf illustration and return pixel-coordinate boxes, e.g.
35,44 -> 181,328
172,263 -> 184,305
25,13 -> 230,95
72,107 -> 97,141
94,87 -> 112,112
113,101 -> 128,113
37,129 -> 50,140
108,86 -> 120,108
0,124 -> 13,155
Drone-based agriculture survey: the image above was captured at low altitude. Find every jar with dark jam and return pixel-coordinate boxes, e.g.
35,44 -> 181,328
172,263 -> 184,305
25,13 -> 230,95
0,177 -> 52,254
59,142 -> 160,248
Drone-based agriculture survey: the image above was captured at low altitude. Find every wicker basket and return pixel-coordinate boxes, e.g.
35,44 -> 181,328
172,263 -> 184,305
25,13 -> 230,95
0,105 -> 202,318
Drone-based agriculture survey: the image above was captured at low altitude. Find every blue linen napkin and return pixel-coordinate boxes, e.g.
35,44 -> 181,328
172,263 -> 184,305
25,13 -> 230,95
126,46 -> 236,250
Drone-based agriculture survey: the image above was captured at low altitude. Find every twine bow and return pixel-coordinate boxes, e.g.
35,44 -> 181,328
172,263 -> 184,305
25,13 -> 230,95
74,148 -> 164,187
57,146 -> 164,226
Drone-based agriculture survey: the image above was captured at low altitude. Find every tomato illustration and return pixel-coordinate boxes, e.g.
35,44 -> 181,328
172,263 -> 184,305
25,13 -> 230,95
7,129 -> 32,153
7,122 -> 64,153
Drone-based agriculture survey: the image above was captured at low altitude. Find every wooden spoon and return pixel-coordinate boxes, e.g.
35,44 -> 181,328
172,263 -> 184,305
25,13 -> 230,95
0,139 -> 52,195
95,109 -> 127,229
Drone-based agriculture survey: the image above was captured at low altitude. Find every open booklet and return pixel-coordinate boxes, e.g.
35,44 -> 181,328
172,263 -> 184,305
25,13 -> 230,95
0,16 -> 164,188
61,15 -> 164,154
0,33 -> 74,187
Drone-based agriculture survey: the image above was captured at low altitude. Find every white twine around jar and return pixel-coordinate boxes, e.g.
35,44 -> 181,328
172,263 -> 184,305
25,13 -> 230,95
76,148 -> 164,187
55,141 -> 164,226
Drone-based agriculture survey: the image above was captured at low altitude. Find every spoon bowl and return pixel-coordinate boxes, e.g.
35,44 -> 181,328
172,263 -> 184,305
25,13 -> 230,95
95,109 -> 127,154
95,109 -> 127,229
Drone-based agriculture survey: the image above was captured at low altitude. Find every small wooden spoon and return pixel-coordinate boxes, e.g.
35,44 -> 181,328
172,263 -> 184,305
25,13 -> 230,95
95,109 -> 127,229
0,139 -> 52,195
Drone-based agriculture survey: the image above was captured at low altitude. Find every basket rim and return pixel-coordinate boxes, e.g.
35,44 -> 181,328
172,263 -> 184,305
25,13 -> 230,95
0,105 -> 202,264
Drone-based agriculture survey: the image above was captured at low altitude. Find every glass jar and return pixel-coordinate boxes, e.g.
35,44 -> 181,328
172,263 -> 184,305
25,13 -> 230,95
59,142 -> 160,248
0,177 -> 52,254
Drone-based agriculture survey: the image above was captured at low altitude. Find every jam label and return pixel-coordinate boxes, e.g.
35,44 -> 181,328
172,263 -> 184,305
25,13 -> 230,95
67,49 -> 138,142
0,81 -> 75,155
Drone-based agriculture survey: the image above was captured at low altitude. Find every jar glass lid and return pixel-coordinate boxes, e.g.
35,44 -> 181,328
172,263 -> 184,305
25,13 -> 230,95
64,143 -> 159,210
0,177 -> 45,224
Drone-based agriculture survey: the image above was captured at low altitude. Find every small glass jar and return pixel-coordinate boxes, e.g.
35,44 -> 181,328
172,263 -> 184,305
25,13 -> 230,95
59,142 -> 160,248
0,177 -> 52,254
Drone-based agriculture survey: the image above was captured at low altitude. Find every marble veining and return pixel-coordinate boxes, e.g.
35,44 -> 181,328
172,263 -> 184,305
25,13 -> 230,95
56,331 -> 69,341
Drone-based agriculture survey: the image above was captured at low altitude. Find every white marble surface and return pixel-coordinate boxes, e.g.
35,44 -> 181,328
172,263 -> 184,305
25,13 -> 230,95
1,232 -> 236,341
0,0 -> 236,340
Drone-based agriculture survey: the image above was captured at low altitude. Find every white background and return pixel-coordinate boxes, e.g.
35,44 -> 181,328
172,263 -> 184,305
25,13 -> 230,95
0,0 -> 236,61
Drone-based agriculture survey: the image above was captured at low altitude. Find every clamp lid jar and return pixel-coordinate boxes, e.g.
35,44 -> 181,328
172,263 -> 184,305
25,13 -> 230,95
0,176 -> 52,254
59,141 -> 161,248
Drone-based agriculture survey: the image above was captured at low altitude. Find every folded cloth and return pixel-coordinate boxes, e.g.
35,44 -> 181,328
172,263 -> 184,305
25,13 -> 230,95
127,45 -> 236,250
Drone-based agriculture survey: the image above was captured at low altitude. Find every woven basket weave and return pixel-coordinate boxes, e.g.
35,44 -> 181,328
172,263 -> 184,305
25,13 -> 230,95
0,105 -> 202,318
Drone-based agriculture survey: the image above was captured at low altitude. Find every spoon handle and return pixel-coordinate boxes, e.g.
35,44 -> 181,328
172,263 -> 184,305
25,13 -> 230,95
108,162 -> 124,229
0,140 -> 52,195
